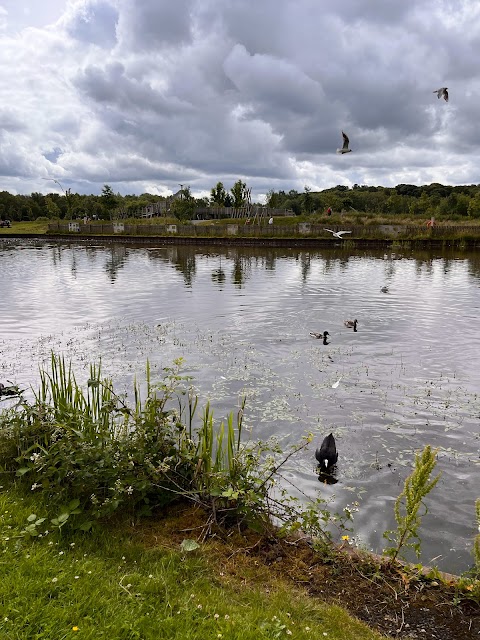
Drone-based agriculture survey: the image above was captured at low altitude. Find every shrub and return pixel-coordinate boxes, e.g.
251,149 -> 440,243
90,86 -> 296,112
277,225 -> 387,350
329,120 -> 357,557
0,354 -> 351,543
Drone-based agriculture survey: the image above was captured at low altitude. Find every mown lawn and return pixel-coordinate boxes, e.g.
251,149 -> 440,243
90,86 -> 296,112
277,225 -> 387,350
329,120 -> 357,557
0,486 -> 386,640
0,220 -> 50,234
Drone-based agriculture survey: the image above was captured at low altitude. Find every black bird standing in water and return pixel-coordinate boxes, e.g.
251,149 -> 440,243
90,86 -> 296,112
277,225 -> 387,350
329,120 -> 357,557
315,433 -> 338,472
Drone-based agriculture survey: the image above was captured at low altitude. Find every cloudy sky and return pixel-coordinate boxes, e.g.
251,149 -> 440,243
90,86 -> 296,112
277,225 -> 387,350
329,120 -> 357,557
0,0 -> 479,200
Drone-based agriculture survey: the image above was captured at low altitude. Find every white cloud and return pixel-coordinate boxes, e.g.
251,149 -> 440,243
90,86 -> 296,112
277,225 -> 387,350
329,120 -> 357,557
1,0 -> 480,197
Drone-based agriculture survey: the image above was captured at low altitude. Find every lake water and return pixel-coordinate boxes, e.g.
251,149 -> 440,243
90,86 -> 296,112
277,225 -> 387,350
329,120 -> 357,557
1,238 -> 479,574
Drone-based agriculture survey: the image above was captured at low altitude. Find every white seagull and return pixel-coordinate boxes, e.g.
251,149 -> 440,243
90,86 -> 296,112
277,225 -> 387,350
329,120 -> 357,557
433,87 -> 448,102
336,131 -> 352,154
324,228 -> 352,239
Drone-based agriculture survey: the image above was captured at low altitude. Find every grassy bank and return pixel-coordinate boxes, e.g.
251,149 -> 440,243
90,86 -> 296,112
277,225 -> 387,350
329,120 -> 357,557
0,485 -> 386,640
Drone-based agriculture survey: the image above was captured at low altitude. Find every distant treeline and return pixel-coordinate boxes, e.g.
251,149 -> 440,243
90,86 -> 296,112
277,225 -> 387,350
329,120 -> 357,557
266,183 -> 480,218
2,182 -> 480,222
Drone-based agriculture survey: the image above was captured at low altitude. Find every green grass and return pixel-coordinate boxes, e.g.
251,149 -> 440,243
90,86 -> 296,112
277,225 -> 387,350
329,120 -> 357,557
0,220 -> 50,234
0,486 -> 386,640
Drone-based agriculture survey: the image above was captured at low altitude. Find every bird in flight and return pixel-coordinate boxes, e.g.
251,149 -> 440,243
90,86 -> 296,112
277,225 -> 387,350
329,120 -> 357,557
433,87 -> 448,102
324,229 -> 352,239
337,131 -> 352,154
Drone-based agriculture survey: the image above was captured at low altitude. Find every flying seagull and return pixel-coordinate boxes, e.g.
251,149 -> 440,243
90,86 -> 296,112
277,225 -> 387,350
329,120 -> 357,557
433,87 -> 448,102
337,131 -> 352,154
324,229 -> 352,239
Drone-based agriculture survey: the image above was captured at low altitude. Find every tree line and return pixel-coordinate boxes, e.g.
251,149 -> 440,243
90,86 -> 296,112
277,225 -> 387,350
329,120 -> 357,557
2,180 -> 480,222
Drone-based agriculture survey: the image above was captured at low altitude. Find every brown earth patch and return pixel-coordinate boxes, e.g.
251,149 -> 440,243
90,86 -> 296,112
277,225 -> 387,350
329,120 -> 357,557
129,504 -> 480,640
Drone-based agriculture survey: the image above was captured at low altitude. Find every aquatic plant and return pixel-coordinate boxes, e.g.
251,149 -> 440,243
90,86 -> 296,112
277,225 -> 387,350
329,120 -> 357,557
383,445 -> 441,563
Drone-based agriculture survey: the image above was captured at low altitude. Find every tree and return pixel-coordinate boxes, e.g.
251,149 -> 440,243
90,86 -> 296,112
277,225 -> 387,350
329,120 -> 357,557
210,182 -> 227,206
230,179 -> 248,208
303,186 -> 313,214
45,197 -> 61,218
101,184 -> 118,218
171,197 -> 195,221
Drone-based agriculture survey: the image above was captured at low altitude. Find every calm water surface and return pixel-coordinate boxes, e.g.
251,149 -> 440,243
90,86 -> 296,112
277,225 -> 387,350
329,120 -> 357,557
1,238 -> 479,573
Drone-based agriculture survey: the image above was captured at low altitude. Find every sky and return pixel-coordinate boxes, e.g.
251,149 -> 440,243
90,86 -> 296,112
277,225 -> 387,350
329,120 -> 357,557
0,0 -> 479,201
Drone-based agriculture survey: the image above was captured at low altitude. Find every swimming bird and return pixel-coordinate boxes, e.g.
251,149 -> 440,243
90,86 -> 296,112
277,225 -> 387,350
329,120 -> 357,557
0,383 -> 19,397
315,433 -> 338,472
433,87 -> 448,102
324,229 -> 352,239
380,286 -> 389,293
344,319 -> 358,331
310,330 -> 330,344
336,131 -> 352,154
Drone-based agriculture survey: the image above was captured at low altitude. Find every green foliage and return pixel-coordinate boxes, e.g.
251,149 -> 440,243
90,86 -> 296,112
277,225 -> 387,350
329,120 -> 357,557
210,181 -> 227,206
0,355 -> 350,547
383,446 -> 441,563
230,179 -> 248,208
101,184 -> 118,216
171,196 -> 196,221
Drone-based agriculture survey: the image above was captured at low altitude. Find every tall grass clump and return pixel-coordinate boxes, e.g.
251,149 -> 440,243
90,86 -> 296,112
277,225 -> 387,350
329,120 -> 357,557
383,445 -> 441,563
0,354 -> 263,529
0,354 -> 346,542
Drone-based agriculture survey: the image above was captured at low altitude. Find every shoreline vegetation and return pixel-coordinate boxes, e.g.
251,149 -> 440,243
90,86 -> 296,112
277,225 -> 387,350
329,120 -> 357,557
0,357 -> 478,639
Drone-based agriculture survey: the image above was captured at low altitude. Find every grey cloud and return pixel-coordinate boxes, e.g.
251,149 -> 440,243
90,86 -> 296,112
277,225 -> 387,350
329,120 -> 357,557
65,0 -> 118,47
117,0 -> 194,51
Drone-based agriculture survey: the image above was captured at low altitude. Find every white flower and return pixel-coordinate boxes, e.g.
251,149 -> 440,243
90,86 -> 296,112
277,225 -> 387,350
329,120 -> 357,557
126,486 -> 134,495
52,577 -> 58,583
30,453 -> 40,462
31,483 -> 41,491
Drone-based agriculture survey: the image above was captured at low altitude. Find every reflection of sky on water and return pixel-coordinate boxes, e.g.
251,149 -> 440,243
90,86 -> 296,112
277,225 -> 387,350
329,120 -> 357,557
1,239 -> 479,573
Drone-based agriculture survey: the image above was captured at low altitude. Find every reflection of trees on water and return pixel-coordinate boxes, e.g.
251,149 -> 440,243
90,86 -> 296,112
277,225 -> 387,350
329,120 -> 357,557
211,254 -> 226,288
105,244 -> 128,283
466,253 -> 480,281
231,254 -> 254,288
38,241 -> 480,289
298,252 -> 311,282
70,251 -> 77,278
171,248 -> 197,286
153,246 -> 198,286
